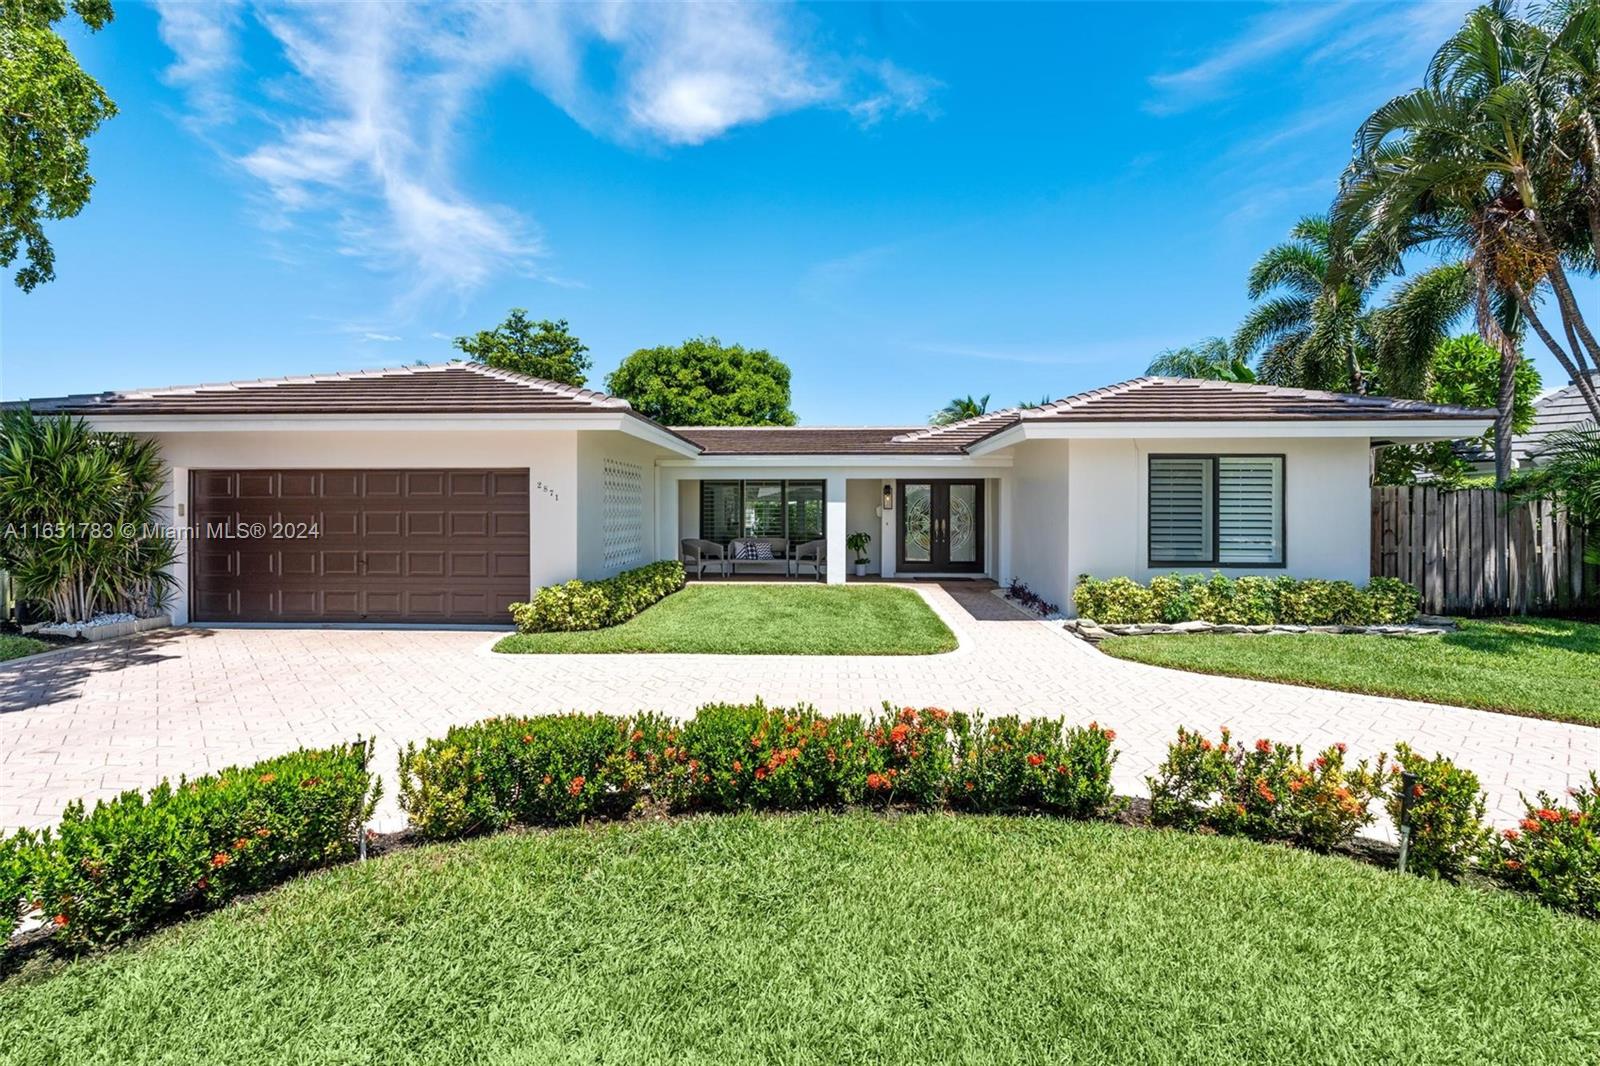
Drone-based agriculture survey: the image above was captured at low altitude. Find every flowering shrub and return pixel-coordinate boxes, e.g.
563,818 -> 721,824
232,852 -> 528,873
949,715 -> 1118,818
1490,774 -> 1599,918
509,560 -> 685,633
1382,744 -> 1492,880
398,714 -> 669,838
861,705 -> 958,808
663,701 -> 872,810
1074,573 -> 1421,626
1,832 -> 32,944
1147,727 -> 1380,850
28,741 -> 377,947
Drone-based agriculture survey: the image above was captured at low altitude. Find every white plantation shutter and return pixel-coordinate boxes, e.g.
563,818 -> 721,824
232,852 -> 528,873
1217,456 -> 1283,564
1148,457 -> 1215,563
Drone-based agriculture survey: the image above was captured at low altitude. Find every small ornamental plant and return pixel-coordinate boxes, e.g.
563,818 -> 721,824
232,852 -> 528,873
1148,727 -> 1380,850
1,831 -> 32,944
949,714 -> 1119,818
1382,743 -> 1492,880
663,701 -> 871,811
1490,774 -> 1598,918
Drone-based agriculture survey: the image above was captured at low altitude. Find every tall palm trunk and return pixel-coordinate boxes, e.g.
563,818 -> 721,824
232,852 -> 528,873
1473,257 -> 1521,483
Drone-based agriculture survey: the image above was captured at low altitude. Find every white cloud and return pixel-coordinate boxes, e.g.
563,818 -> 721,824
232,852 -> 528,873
154,2 -> 931,297
362,332 -> 402,343
1147,3 -> 1348,115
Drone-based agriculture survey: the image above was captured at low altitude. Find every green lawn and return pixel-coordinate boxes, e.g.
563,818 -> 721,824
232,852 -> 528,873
3,814 -> 1596,1065
495,583 -> 958,655
1100,617 -> 1600,726
0,634 -> 50,663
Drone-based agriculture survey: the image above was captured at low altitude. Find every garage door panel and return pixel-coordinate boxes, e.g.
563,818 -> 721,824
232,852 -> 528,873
191,468 -> 530,623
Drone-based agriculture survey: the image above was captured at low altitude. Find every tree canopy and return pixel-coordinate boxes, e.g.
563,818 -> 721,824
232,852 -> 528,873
1,0 -> 117,291
605,337 -> 796,426
931,394 -> 990,425
452,309 -> 591,387
1146,337 -> 1256,382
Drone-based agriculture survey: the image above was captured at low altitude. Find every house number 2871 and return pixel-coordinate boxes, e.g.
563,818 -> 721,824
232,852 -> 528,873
535,481 -> 561,502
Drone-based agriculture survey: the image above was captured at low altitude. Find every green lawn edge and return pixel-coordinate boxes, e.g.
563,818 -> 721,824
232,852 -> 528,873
0,634 -> 52,664
3,813 -> 1596,1066
1098,617 -> 1600,727
495,583 -> 959,656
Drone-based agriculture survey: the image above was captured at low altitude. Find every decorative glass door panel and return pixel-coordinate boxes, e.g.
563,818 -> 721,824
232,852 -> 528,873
897,480 -> 983,572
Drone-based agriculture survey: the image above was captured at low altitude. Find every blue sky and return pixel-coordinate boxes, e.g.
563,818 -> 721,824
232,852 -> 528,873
2,0 -> 1574,424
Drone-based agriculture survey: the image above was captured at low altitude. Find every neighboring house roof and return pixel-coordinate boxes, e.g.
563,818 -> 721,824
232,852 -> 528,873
14,363 -> 634,416
1515,371 -> 1599,465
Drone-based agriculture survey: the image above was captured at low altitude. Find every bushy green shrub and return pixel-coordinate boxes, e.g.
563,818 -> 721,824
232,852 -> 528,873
950,715 -> 1119,818
861,705 -> 957,808
1383,743 -> 1492,880
1072,576 -> 1158,624
1073,573 -> 1421,626
1,832 -> 32,945
28,741 -> 377,946
1148,727 -> 1381,850
1490,774 -> 1599,917
398,714 -> 669,839
509,560 -> 685,633
663,701 -> 871,810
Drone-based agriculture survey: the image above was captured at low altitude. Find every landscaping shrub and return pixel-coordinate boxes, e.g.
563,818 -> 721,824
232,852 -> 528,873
1004,578 -> 1060,617
2,832 -> 31,945
1382,743 -> 1492,880
663,701 -> 872,810
509,560 -> 685,633
398,714 -> 670,838
862,705 -> 957,808
949,715 -> 1118,818
1073,573 -> 1421,626
1147,727 -> 1381,850
28,741 -> 377,946
1490,773 -> 1599,918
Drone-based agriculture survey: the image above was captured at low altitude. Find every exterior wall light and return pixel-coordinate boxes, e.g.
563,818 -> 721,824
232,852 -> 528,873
882,483 -> 893,510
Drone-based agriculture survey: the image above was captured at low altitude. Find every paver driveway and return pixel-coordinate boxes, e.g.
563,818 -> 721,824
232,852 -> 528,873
2,583 -> 1596,834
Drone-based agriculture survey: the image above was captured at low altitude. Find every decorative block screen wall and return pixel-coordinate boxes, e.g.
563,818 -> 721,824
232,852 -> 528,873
601,458 -> 645,570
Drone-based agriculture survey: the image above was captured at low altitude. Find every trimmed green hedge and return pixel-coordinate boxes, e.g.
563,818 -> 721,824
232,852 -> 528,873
398,703 -> 1122,838
1073,573 -> 1421,626
509,560 -> 685,633
14,741 -> 378,947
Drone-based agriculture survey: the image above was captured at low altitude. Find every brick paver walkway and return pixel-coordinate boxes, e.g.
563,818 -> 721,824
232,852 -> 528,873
2,583 -> 1595,835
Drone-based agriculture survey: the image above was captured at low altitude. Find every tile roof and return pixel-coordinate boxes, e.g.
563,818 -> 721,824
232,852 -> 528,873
15,363 -> 635,416
672,426 -> 966,456
1516,371 -> 1600,464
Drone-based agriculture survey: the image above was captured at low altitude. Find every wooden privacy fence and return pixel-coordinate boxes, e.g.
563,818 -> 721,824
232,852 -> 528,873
1372,486 -> 1597,615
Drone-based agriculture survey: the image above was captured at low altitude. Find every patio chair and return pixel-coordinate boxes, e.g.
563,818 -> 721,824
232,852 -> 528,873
681,538 -> 728,578
793,538 -> 826,581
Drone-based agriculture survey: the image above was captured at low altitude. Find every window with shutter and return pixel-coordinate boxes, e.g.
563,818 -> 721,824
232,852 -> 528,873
1218,456 -> 1283,564
1148,457 -> 1215,564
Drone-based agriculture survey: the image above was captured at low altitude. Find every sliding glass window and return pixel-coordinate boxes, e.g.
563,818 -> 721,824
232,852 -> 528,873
699,480 -> 826,545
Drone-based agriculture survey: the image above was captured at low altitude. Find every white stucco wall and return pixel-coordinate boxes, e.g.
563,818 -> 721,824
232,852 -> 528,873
575,431 -> 666,580
845,479 -> 883,573
1061,435 -> 1373,612
1007,439 -> 1072,610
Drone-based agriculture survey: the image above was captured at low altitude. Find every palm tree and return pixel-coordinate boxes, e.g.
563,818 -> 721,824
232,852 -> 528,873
1146,337 -> 1256,382
931,394 -> 990,426
1336,0 -> 1600,477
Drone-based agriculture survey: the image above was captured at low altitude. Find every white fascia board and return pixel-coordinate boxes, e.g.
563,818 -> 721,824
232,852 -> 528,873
85,411 -> 699,455
986,418 -> 1493,442
657,453 -> 1012,469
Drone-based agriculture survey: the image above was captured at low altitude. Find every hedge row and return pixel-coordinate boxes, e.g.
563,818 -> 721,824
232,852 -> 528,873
509,560 -> 685,633
4,741 -> 378,947
1073,573 -> 1421,626
398,702 -> 1120,838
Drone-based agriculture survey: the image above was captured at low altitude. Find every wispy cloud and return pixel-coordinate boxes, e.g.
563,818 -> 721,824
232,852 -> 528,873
153,2 -> 932,299
1147,3 -> 1347,115
362,332 -> 402,343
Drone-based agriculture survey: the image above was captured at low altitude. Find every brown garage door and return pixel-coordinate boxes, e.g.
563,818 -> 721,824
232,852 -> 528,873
190,469 -> 530,624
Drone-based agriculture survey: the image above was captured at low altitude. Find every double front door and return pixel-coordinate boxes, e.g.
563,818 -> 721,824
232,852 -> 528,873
897,480 -> 984,573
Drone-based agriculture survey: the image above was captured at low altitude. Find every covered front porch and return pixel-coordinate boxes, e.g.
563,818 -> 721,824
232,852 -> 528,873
655,464 -> 1014,585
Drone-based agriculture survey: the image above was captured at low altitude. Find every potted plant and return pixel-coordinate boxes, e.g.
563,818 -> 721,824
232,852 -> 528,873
846,531 -> 873,577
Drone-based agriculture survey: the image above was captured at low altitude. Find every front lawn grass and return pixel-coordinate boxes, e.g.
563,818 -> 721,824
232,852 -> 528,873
495,583 -> 957,655
3,813 -> 1597,1065
0,634 -> 50,663
1099,616 -> 1600,726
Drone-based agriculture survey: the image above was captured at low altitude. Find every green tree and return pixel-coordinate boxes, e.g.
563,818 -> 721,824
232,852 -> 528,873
1503,424 -> 1600,564
1375,334 -> 1542,485
932,394 -> 990,426
1146,337 -> 1256,382
1,0 -> 117,291
1335,1 -> 1600,478
605,337 -> 796,426
453,309 -> 591,387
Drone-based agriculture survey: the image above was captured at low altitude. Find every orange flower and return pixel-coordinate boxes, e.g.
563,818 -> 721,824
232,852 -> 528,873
732,760 -> 743,773
234,837 -> 249,850
1334,742 -> 1348,755
1254,779 -> 1276,804
1200,739 -> 1213,752
755,767 -> 768,781
522,734 -> 533,745
1255,738 -> 1272,754
1502,828 -> 1520,841
1102,728 -> 1116,741
1026,753 -> 1045,768
52,913 -> 69,927
866,773 -> 889,791
542,774 -> 553,786
257,773 -> 276,784
751,736 -> 762,749
211,852 -> 231,868
1521,817 -> 1541,833
255,827 -> 271,838
1288,779 -> 1304,793
568,775 -> 586,796
631,731 -> 643,743
1504,859 -> 1523,871
890,723 -> 910,745
301,777 -> 321,789
1056,764 -> 1067,776
1536,808 -> 1562,823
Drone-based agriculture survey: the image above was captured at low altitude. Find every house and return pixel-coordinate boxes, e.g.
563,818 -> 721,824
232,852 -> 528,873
1454,370 -> 1599,473
16,364 -> 1491,623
